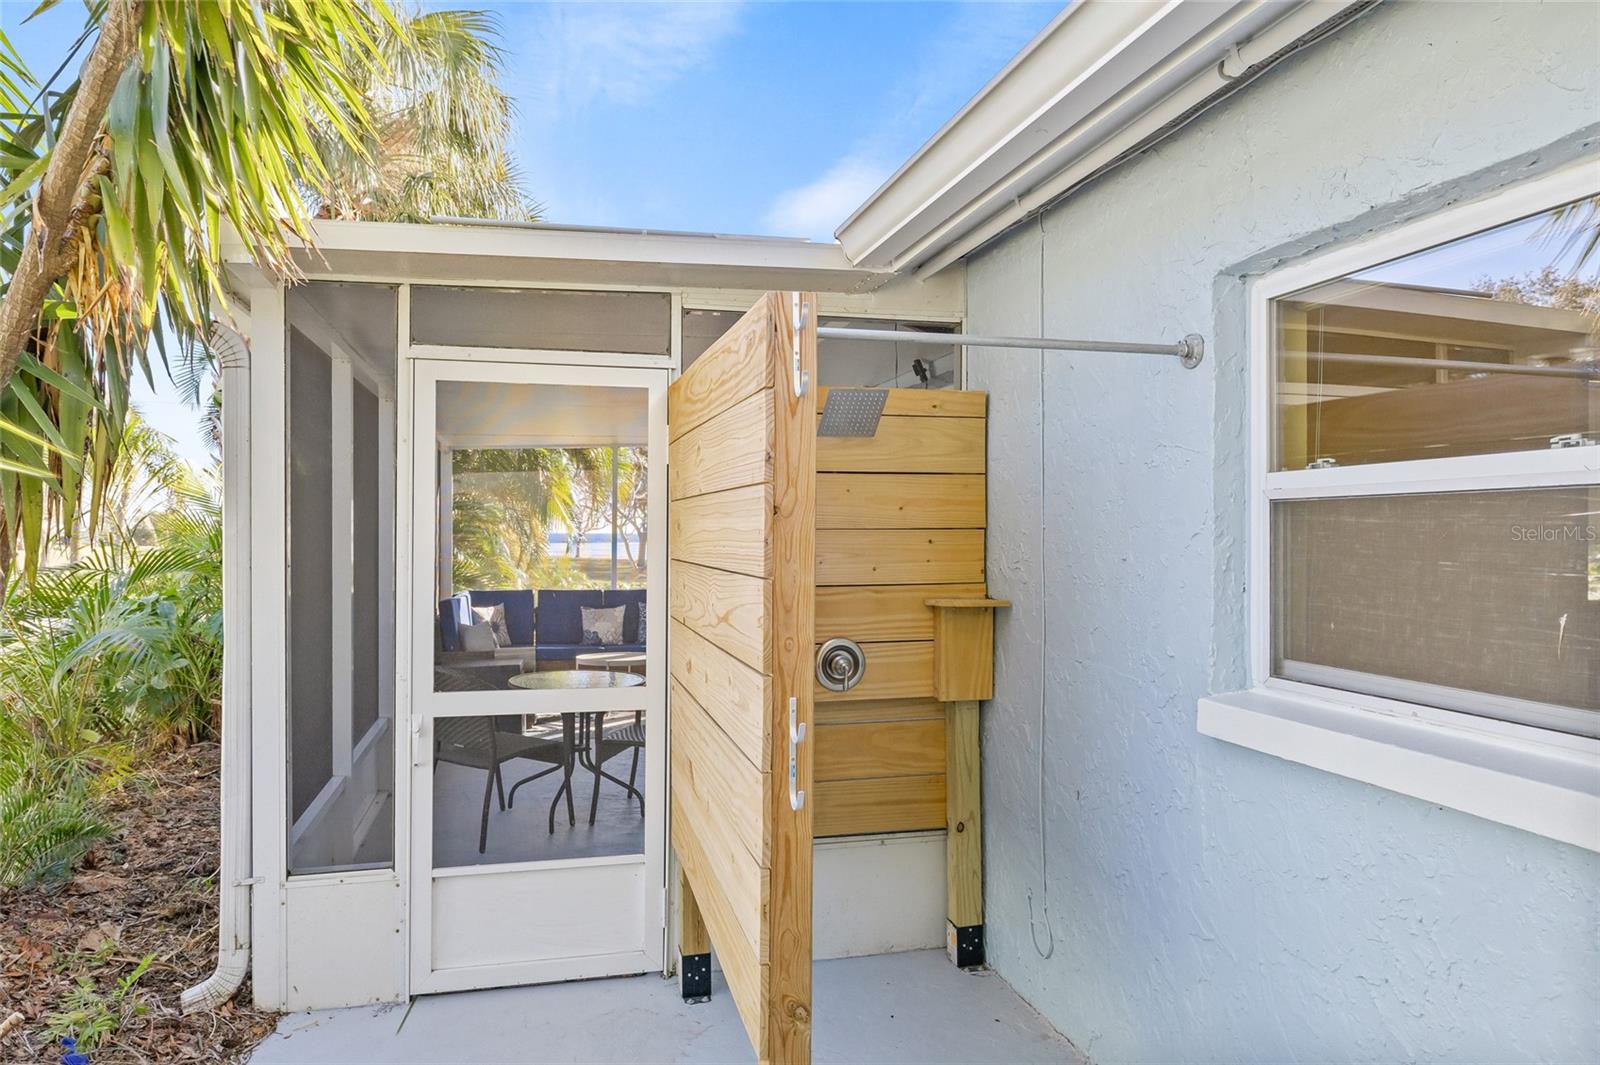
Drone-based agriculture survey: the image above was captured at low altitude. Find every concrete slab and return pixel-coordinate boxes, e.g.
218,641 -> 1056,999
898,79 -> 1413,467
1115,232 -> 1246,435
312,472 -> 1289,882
250,950 -> 1085,1064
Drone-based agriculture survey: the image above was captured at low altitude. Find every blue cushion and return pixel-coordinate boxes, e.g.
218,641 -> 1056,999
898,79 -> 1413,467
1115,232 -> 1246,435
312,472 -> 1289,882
466,589 -> 536,647
437,593 -> 473,652
536,589 -> 605,646
603,589 -> 647,644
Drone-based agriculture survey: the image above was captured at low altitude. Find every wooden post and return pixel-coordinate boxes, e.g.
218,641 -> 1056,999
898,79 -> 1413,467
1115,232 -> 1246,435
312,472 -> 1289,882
679,868 -> 712,1003
925,597 -> 1006,969
944,699 -> 984,967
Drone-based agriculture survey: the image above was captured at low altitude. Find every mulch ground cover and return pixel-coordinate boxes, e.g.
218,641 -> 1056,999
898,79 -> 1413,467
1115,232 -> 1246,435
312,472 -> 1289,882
0,743 -> 277,1063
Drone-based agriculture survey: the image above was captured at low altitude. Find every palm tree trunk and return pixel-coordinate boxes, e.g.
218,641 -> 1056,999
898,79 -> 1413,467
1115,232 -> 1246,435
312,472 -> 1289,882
0,0 -> 143,395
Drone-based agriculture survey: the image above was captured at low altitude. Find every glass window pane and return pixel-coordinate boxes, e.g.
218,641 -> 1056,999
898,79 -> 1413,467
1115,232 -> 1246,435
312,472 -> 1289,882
1272,487 -> 1599,733
1272,200 -> 1599,470
433,380 -> 650,693
412,286 -> 670,354
431,711 -> 646,868
681,307 -> 961,386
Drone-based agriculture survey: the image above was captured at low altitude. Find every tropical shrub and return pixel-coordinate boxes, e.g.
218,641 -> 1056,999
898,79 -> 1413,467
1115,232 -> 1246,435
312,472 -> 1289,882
0,466 -> 221,886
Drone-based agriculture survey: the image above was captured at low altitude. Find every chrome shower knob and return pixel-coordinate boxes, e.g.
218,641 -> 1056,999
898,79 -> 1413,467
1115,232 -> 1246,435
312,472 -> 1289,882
815,637 -> 866,692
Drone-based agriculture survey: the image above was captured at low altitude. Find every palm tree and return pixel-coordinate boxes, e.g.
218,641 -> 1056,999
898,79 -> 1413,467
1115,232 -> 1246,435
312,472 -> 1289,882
450,447 -> 577,590
309,7 -> 535,224
0,0 -> 395,592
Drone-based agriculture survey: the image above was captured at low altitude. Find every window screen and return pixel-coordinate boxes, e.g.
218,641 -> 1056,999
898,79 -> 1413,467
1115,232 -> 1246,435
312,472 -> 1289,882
412,286 -> 670,355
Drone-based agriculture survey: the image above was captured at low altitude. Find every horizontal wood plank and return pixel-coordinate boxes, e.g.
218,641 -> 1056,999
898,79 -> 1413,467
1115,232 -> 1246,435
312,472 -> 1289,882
669,484 -> 771,578
816,529 -> 984,587
816,415 -> 984,474
668,296 -> 776,442
669,562 -> 769,673
818,387 -> 986,418
671,805 -> 764,1041
672,680 -> 765,865
813,640 -> 932,703
813,775 -> 946,837
815,582 -> 987,643
669,388 -> 773,501
816,473 -> 985,529
814,719 -> 946,782
814,698 -> 947,727
670,618 -> 766,767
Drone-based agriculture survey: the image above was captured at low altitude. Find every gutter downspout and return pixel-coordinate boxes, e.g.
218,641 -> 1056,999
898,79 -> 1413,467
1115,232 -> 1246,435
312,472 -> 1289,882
182,326 -> 253,1013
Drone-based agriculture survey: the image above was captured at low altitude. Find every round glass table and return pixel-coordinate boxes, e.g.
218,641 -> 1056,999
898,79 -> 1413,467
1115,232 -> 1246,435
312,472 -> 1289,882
509,668 -> 644,691
505,670 -> 647,831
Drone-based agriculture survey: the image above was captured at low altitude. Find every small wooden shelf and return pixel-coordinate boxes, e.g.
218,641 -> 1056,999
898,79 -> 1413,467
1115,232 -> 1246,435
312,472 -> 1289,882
925,597 -> 1010,702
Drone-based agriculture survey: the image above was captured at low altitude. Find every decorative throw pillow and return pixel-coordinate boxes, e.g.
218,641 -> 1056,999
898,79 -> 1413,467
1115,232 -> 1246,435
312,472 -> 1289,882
458,621 -> 498,652
580,605 -> 625,646
636,602 -> 647,641
472,603 -> 512,647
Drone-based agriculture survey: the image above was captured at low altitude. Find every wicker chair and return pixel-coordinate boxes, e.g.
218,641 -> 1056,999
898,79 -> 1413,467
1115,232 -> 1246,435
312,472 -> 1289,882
580,712 -> 646,826
433,715 -> 571,851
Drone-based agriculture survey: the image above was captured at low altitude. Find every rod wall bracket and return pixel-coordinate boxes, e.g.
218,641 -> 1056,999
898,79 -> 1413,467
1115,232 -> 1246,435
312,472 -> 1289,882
1179,334 -> 1205,369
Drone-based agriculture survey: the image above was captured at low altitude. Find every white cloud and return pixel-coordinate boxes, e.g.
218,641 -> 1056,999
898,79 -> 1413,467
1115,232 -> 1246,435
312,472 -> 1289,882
762,155 -> 891,242
520,2 -> 744,117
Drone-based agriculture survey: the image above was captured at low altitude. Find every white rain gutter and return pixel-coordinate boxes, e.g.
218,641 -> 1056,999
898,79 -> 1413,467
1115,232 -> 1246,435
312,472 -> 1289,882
182,324 -> 253,1013
836,0 -> 1377,277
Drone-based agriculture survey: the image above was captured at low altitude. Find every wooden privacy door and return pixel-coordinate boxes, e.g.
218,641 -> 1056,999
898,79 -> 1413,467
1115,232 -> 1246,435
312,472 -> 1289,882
668,291 -> 817,1063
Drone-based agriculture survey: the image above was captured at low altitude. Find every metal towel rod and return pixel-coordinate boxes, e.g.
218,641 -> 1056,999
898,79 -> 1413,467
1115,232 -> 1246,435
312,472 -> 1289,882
814,325 -> 1206,368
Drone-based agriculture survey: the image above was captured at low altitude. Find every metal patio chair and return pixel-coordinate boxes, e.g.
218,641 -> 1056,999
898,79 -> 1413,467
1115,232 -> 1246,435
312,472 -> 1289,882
578,711 -> 646,826
433,714 -> 571,852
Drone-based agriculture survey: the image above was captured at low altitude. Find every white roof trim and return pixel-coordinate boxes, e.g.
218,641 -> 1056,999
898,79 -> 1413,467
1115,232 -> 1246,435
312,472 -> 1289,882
836,0 -> 1368,274
223,218 -> 901,293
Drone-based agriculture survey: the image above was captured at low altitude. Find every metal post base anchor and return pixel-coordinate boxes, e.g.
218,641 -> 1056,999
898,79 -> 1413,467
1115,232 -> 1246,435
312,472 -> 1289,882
681,952 -> 712,1003
946,922 -> 985,969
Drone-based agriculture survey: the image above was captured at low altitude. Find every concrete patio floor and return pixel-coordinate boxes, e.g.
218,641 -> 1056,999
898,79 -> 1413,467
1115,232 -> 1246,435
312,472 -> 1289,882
250,949 -> 1085,1064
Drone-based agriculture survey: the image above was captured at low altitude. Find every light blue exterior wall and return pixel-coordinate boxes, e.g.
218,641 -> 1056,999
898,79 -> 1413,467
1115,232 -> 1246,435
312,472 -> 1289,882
964,3 -> 1600,1061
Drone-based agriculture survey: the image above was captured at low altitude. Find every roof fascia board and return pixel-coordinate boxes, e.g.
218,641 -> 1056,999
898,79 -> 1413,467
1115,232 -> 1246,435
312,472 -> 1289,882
224,219 -> 874,274
838,1 -> 1367,273
838,0 -> 1236,267
909,0 -> 1371,278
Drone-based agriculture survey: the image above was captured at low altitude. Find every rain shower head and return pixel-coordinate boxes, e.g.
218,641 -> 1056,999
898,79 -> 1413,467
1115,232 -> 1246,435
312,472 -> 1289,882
817,388 -> 888,438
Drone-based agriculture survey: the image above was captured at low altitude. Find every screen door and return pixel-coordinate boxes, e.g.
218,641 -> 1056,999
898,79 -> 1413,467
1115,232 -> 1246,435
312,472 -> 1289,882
408,358 -> 667,994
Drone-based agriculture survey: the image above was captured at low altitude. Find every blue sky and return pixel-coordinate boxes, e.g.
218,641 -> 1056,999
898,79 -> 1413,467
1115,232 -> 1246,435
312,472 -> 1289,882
2,1 -> 1061,462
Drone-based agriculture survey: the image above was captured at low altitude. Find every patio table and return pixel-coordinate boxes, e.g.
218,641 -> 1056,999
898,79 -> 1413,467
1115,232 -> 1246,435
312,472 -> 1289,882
505,670 -> 646,832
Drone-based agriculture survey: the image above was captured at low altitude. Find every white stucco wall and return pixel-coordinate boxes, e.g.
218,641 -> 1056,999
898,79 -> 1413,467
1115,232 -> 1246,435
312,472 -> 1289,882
964,3 -> 1600,1061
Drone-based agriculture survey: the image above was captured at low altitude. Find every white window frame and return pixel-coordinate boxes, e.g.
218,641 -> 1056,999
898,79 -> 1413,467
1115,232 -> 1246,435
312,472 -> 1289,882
1200,160 -> 1600,852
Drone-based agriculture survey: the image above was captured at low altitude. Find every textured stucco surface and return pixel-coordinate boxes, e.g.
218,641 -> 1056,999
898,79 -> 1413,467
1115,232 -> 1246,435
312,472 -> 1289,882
964,3 -> 1600,1061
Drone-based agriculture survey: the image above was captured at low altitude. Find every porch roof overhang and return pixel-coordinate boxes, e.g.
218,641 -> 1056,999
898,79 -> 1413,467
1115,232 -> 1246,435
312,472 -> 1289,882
834,0 -> 1376,277
223,218 -> 901,294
